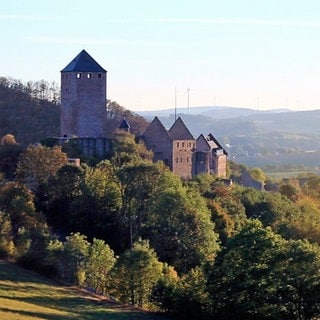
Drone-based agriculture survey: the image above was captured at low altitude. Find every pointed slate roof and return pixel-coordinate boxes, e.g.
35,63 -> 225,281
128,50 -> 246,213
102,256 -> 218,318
119,118 -> 131,129
61,50 -> 106,73
168,117 -> 194,140
207,133 -> 223,149
143,116 -> 171,139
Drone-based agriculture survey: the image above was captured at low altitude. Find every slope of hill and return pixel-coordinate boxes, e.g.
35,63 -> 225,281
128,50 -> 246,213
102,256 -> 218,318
0,260 -> 170,320
0,78 -> 60,146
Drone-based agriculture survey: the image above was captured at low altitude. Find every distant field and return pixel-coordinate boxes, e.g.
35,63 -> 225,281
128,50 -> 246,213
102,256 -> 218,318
236,152 -> 320,176
0,260 -> 170,320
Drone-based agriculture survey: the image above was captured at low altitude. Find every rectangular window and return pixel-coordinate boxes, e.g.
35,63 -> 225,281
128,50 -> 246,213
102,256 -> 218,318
76,73 -> 81,79
176,157 -> 179,164
87,73 -> 92,79
182,142 -> 185,148
98,73 -> 102,78
180,157 -> 183,163
177,142 -> 179,148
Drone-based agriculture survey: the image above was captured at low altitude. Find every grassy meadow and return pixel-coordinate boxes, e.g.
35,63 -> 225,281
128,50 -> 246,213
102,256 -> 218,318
0,260 -> 170,320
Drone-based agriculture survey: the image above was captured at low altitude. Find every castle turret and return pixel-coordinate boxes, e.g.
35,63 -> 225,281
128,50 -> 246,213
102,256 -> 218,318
60,50 -> 107,137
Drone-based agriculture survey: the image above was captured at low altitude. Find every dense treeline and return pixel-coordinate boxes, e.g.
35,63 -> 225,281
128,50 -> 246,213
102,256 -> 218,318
2,135 -> 320,318
0,77 -> 60,145
0,76 -> 148,146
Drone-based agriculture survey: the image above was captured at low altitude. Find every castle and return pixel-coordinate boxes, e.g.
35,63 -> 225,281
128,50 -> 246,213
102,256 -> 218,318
60,50 -> 227,179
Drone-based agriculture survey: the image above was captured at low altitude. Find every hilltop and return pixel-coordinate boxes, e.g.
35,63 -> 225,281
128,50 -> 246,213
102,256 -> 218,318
1,75 -> 320,171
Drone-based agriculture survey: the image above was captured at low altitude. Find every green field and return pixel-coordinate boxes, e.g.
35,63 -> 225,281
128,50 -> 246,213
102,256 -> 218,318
0,260 -> 170,320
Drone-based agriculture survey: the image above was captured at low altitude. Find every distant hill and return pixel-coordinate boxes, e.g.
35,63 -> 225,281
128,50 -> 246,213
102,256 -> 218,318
2,75 -> 320,171
137,106 -> 320,170
138,105 -> 291,119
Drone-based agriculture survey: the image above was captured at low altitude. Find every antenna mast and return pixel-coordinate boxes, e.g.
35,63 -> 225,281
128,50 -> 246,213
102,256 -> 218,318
187,88 -> 190,113
175,87 -> 177,121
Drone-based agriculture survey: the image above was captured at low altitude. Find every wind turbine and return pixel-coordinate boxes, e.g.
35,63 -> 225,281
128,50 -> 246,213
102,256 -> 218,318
184,88 -> 191,114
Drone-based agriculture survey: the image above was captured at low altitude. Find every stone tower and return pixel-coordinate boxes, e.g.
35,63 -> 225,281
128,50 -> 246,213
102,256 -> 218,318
60,50 -> 107,137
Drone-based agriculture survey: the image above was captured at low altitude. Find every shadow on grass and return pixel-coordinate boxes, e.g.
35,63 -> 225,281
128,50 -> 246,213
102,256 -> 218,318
0,260 -> 54,285
0,260 -> 172,320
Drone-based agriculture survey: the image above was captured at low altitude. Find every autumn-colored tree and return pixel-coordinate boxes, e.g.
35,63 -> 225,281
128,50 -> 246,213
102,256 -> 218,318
0,134 -> 23,179
16,145 -> 67,191
111,130 -> 153,167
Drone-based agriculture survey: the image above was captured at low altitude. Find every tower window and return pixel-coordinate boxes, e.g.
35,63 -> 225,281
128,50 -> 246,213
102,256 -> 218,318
98,73 -> 102,78
87,73 -> 91,79
76,73 -> 81,79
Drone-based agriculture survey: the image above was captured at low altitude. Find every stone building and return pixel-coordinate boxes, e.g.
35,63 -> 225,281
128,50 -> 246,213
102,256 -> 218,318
60,50 -> 107,138
195,133 -> 228,177
141,117 -> 227,179
58,50 -> 227,179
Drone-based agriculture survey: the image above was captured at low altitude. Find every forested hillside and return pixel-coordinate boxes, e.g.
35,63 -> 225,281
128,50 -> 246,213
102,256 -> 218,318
3,76 -> 320,319
0,77 -> 60,146
2,129 -> 320,319
0,77 -> 148,146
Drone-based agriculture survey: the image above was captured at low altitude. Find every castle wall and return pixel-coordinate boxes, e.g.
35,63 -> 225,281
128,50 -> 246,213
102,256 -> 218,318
55,137 -> 111,158
194,151 -> 210,176
213,153 -> 227,178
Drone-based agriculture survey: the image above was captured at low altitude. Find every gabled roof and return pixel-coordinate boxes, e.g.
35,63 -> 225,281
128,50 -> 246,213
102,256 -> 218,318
143,116 -> 171,139
207,133 -> 228,155
119,118 -> 131,129
61,50 -> 106,73
168,117 -> 194,140
207,133 -> 223,149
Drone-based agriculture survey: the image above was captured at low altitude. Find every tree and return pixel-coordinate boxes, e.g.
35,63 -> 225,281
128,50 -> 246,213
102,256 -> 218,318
61,232 -> 90,285
150,264 -> 179,313
207,220 -> 287,319
116,161 -> 163,250
85,238 -> 116,295
16,145 -> 67,192
111,130 -> 153,167
172,266 -> 211,320
106,100 -> 149,136
0,211 -> 14,257
111,239 -> 163,307
144,181 -> 220,274
0,134 -> 23,179
287,195 -> 320,243
274,239 -> 320,320
66,161 -> 122,244
45,164 -> 85,230
249,167 -> 266,183
236,186 -> 301,237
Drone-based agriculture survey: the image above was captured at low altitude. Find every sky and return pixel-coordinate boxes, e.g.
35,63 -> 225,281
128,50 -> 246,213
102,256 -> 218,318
1,0 -> 320,111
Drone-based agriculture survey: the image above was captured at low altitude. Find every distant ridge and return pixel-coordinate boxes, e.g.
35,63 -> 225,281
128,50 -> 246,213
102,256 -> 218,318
137,106 -> 292,120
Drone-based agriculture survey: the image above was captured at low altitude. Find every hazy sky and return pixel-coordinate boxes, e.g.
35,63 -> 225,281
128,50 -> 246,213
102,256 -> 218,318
1,0 -> 320,111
